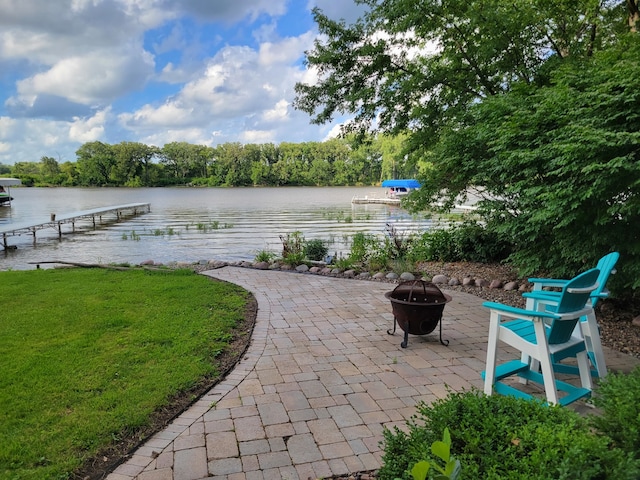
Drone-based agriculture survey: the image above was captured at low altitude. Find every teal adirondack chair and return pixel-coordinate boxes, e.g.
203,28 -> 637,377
523,252 -> 619,378
482,268 -> 600,406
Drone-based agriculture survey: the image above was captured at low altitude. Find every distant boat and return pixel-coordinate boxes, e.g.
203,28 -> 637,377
351,179 -> 421,205
381,179 -> 421,199
0,178 -> 21,206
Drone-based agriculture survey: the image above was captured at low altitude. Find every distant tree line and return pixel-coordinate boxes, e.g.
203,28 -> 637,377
1,135 -> 416,188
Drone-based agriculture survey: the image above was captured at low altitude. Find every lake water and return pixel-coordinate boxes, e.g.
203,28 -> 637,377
0,186 -> 439,270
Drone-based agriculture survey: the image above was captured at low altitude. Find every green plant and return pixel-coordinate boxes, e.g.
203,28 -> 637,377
280,231 -> 304,258
399,428 -> 460,480
378,389 -> 639,480
254,249 -> 276,263
304,239 -> 329,261
590,366 -> 640,457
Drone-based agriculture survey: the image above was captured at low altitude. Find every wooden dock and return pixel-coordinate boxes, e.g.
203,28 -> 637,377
1,203 -> 150,249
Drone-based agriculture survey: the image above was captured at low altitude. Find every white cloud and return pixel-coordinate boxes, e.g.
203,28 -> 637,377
12,48 -> 154,107
262,99 -> 289,123
241,129 -> 275,143
69,108 -> 109,143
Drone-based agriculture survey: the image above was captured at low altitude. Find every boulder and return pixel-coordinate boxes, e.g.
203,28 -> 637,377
462,277 -> 475,286
448,277 -> 461,286
309,266 -> 322,273
343,269 -> 356,278
503,281 -> 519,291
432,274 -> 449,284
359,272 -> 371,279
475,278 -> 490,288
400,272 -> 416,281
632,316 -> 640,328
296,264 -> 310,272
489,279 -> 504,289
373,272 -> 387,280
254,261 -> 270,270
139,259 -> 155,266
386,272 -> 399,280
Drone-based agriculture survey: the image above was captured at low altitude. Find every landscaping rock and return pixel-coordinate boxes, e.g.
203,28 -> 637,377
309,266 -> 322,273
331,268 -> 342,274
295,264 -> 310,272
359,272 -> 371,279
503,281 -> 519,291
400,272 -> 415,281
448,277 -> 461,286
343,269 -> 356,278
386,272 -> 399,280
254,261 -> 270,270
321,267 -> 332,274
432,274 -> 448,284
475,278 -> 490,287
462,277 -> 474,286
632,315 -> 640,328
373,272 -> 387,280
140,259 -> 155,265
489,279 -> 504,289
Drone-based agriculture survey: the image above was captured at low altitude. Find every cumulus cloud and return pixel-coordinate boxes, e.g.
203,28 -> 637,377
69,108 -> 109,143
120,30 -> 315,139
11,48 -> 154,109
0,0 -> 348,164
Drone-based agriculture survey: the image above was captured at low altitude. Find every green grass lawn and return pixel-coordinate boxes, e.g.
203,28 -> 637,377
0,267 -> 251,479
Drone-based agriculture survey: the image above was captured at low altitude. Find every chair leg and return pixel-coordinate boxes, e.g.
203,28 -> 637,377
576,350 -> 593,391
581,312 -> 607,378
533,321 -> 560,405
484,311 -> 501,396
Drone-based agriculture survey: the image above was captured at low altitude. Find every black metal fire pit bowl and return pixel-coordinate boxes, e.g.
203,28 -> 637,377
385,280 -> 452,348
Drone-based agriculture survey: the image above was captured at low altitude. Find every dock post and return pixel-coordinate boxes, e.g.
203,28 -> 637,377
72,221 -> 76,233
58,222 -> 62,239
2,233 -> 6,249
31,228 -> 36,245
92,215 -> 96,229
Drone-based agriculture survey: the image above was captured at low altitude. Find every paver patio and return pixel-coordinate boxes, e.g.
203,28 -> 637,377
107,266 -> 639,480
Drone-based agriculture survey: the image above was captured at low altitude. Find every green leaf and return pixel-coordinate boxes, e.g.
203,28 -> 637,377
410,460 -> 431,480
431,440 -> 450,462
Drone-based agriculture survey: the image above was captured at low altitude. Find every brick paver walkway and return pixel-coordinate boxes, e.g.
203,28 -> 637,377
107,267 -> 639,480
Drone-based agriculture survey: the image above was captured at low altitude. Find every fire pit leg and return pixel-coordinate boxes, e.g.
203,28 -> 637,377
438,318 -> 449,346
387,316 -> 411,348
386,317 -> 398,336
401,329 -> 409,348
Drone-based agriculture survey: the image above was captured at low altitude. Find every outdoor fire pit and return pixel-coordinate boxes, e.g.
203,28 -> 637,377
385,280 -> 452,348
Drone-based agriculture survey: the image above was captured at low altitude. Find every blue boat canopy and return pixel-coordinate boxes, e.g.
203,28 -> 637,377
381,179 -> 421,189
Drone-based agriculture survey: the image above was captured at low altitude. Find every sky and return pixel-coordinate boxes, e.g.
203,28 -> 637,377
0,0 -> 367,165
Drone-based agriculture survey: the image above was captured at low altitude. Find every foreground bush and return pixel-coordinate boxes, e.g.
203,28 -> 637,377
591,366 -> 640,457
378,390 -> 639,480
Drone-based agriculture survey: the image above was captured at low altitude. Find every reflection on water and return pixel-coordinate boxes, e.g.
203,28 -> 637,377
0,187 -> 437,270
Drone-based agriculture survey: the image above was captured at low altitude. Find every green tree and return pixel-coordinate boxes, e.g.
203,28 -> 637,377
76,141 -> 115,186
295,0 -> 640,292
39,156 -> 61,183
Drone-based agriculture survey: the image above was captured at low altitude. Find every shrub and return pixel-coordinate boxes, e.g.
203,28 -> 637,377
349,232 -> 381,263
304,239 -> 328,261
452,221 -> 512,263
378,390 -> 639,480
590,366 -> 640,457
254,250 -> 276,263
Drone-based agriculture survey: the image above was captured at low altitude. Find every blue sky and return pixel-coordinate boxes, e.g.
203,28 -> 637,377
0,0 -> 366,165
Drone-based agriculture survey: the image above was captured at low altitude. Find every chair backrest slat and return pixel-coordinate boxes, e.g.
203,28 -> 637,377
548,268 -> 600,344
591,252 -> 620,307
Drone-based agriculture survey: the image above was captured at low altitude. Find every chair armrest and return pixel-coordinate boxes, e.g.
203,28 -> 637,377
527,277 -> 569,290
482,301 -> 560,320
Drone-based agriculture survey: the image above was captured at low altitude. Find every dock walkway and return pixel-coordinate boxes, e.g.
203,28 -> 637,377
1,203 -> 150,249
